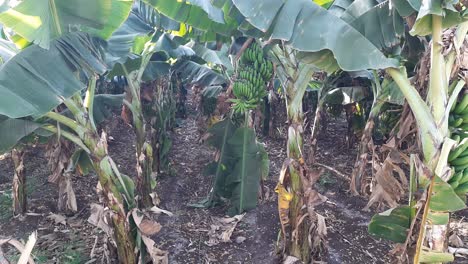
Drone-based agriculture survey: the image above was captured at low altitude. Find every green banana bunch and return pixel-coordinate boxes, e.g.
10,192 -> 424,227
231,41 -> 273,114
447,92 -> 468,197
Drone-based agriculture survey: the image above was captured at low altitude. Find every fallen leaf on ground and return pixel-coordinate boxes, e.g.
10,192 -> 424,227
47,213 -> 67,225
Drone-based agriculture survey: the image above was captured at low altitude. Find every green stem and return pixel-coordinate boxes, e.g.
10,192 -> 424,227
44,111 -> 80,133
428,16 -> 447,131
49,0 -> 62,35
62,96 -> 83,118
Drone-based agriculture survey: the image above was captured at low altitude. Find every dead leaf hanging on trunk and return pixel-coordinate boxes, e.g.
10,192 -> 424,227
131,209 -> 162,236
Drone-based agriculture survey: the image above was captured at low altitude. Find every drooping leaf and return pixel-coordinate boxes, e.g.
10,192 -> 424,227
185,41 -> 231,68
173,60 -> 227,88
154,33 -> 195,58
0,32 -> 107,118
202,118 -> 238,204
0,116 -> 41,154
429,176 -> 466,212
341,0 -> 405,52
142,61 -> 171,82
427,211 -> 449,225
70,149 -> 94,176
258,143 -> 269,180
105,2 -> 156,67
0,38 -> 18,64
378,78 -> 405,105
143,0 -> 236,35
0,0 -> 132,48
296,50 -> 340,74
392,0 -> 417,17
226,127 -> 264,214
410,1 -> 466,36
368,205 -> 411,243
201,86 -> 224,99
328,0 -> 354,17
233,0 -> 398,71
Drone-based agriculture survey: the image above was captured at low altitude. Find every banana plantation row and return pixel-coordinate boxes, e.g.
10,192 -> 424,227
0,0 -> 467,263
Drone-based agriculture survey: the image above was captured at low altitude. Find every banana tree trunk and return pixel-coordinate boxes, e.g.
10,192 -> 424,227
124,67 -> 154,209
11,148 -> 26,216
77,115 -> 137,264
90,149 -> 136,264
273,45 -> 320,262
46,88 -> 137,264
286,101 -> 310,260
350,101 -> 384,195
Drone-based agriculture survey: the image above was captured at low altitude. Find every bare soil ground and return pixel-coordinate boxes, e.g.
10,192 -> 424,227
0,94 -> 466,263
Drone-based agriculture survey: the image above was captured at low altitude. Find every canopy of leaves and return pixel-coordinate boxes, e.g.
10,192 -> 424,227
0,0 -> 132,48
232,0 -> 398,71
0,32 -> 107,118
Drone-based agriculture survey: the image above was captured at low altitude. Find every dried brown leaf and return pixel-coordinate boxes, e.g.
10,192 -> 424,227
141,235 -> 168,264
132,209 -> 162,236
47,213 -> 67,225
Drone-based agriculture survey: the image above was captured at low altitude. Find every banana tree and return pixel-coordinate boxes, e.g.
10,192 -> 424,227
325,0 -> 468,261
0,1 -> 168,262
271,44 -> 325,262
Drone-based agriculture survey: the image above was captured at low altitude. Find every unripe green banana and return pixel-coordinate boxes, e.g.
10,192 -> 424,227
454,94 -> 468,114
451,154 -> 468,166
451,117 -> 464,127
448,138 -> 468,161
455,182 -> 468,194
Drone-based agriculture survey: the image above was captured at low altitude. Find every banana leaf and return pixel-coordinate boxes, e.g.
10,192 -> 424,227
0,32 -> 107,119
0,116 -> 41,154
225,127 -> 264,214
368,205 -> 412,243
0,0 -> 132,48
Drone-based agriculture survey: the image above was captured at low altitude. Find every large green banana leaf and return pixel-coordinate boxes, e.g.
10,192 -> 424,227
185,41 -> 232,69
233,0 -> 398,71
0,32 -> 107,118
341,0 -> 405,52
409,0 -> 468,36
143,0 -> 239,37
0,38 -> 18,64
226,127 -> 265,214
199,118 -> 238,206
155,33 -> 195,58
105,2 -> 156,67
368,205 -> 411,243
172,60 -> 227,88
0,116 -> 41,153
0,0 -> 132,48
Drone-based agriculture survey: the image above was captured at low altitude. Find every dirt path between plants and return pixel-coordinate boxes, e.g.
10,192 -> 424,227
0,93 -> 398,263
